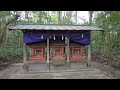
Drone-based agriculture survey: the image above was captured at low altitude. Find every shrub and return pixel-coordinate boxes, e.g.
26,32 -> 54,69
0,47 -> 30,62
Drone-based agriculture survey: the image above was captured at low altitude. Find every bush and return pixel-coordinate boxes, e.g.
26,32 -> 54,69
0,47 -> 30,62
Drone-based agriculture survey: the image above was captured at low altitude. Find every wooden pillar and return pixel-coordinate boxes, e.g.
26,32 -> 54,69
47,38 -> 50,70
87,31 -> 91,67
87,45 -> 91,67
67,38 -> 70,68
23,43 -> 27,71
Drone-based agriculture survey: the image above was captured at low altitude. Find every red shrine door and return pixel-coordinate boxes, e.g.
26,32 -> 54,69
29,46 -> 46,62
50,46 -> 66,60
70,46 -> 82,61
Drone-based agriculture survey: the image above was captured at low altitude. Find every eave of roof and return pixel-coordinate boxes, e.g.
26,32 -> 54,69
8,24 -> 103,31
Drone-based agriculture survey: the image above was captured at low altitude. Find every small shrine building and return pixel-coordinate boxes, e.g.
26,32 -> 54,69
9,24 -> 103,71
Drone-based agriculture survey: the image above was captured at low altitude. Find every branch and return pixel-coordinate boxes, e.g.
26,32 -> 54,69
6,14 -> 19,26
0,14 -> 19,47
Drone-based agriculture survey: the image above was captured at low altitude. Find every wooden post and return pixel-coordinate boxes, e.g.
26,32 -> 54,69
87,30 -> 91,67
23,43 -> 27,71
67,38 -> 70,68
87,45 -> 91,67
47,38 -> 50,70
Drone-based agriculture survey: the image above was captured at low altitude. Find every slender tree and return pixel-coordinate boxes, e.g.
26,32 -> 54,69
88,11 -> 94,25
0,13 -> 19,47
58,11 -> 62,24
75,11 -> 77,25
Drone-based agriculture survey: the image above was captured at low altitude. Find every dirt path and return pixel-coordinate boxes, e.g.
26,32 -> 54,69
0,62 -> 118,79
9,68 -> 116,79
0,63 -> 23,79
91,61 -> 120,79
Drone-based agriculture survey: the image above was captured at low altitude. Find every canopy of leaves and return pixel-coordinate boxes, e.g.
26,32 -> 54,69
92,11 -> 120,68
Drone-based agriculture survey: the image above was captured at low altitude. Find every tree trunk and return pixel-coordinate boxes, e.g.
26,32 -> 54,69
87,11 -> 93,67
39,11 -> 42,24
0,14 -> 19,47
89,11 -> 94,25
25,11 -> 29,22
75,11 -> 77,25
58,11 -> 62,24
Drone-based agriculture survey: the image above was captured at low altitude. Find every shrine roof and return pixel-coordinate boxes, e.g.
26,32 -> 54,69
9,24 -> 103,31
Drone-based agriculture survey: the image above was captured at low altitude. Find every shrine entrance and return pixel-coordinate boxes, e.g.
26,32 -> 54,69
50,46 -> 66,60
49,35 -> 67,69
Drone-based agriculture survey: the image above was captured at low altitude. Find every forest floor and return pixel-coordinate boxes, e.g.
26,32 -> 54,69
0,61 -> 119,79
91,62 -> 120,79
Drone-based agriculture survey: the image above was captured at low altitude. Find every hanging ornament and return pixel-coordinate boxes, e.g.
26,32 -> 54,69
62,35 -> 64,40
53,34 -> 56,40
50,36 -> 52,38
82,33 -> 84,38
41,35 -> 43,39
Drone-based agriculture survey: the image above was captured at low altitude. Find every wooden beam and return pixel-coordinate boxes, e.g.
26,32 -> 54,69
23,43 -> 27,71
47,38 -> 50,67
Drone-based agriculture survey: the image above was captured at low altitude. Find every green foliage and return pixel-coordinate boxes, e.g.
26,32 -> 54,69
93,11 -> 120,69
0,48 -> 22,62
0,47 -> 30,62
62,11 -> 74,24
0,11 -> 19,47
93,11 -> 120,54
91,31 -> 103,54
6,30 -> 23,47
